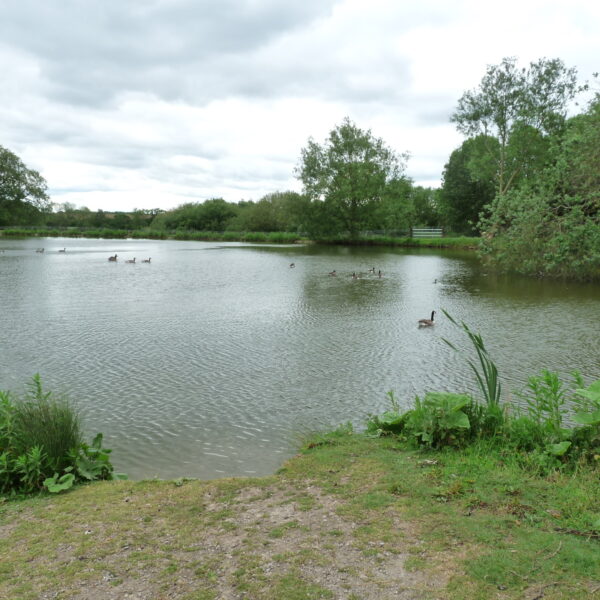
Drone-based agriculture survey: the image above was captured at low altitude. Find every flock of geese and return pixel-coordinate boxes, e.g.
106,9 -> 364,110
28,250 -> 434,325
108,254 -> 150,263
32,248 -> 151,263
290,261 -> 437,327
35,247 -> 64,253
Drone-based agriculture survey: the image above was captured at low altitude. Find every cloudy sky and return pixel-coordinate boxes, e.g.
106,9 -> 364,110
1,0 -> 598,212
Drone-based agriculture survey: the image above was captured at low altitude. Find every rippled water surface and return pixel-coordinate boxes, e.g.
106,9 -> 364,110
1,237 -> 599,479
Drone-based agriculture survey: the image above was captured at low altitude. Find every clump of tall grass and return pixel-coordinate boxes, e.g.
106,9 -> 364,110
11,375 -> 82,473
0,375 -> 124,496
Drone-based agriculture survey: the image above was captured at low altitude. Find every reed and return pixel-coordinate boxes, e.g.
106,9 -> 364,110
11,375 -> 82,473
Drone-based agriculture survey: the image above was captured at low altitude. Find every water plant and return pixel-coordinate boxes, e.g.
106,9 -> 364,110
367,315 -> 600,473
441,309 -> 501,407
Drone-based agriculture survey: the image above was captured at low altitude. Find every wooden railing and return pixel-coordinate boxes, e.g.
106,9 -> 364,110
411,228 -> 443,238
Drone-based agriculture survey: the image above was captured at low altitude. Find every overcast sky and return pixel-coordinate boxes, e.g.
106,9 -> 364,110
1,0 -> 598,212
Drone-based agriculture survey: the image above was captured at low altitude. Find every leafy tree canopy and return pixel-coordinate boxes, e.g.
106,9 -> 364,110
0,145 -> 51,225
296,117 -> 408,238
451,57 -> 583,194
480,95 -> 600,279
438,136 -> 496,235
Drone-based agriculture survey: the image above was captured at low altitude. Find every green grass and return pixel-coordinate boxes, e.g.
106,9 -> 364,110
1,431 -> 598,599
315,234 -> 480,249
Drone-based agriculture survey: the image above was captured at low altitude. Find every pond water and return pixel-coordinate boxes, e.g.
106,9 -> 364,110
1,237 -> 599,479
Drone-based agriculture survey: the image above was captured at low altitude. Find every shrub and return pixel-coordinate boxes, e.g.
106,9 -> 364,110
0,375 -> 125,496
11,375 -> 82,473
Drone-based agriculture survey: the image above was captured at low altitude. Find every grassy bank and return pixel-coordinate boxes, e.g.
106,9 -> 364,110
316,235 -> 480,250
0,227 -> 306,244
0,227 -> 479,249
1,429 -> 598,599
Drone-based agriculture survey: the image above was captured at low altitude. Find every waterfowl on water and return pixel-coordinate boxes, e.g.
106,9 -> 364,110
142,258 -> 151,263
108,254 -> 118,261
36,248 -> 44,253
329,270 -> 337,276
289,262 -> 295,268
368,267 -> 375,273
125,257 -> 136,263
418,311 -> 436,327
58,248 -> 66,252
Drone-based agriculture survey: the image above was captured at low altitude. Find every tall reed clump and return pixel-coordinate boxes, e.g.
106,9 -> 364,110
0,375 -> 125,496
11,375 -> 82,473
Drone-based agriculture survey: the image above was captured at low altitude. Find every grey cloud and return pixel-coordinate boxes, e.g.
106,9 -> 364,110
2,0 -> 338,107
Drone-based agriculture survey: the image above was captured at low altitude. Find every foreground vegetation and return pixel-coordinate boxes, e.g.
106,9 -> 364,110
1,317 -> 599,598
0,375 -> 125,496
1,428 -> 599,599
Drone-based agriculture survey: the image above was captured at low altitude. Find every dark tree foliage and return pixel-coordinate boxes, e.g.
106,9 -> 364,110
480,95 -> 600,280
438,137 -> 496,235
151,198 -> 237,231
296,117 -> 407,238
228,191 -> 310,232
0,145 -> 50,225
452,57 -> 581,195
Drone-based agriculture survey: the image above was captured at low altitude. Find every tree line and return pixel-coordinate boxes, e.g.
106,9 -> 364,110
1,56 -> 598,278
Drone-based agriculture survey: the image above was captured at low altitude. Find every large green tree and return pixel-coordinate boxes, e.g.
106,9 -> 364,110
296,117 -> 407,238
438,136 -> 496,235
480,95 -> 600,279
0,146 -> 51,225
451,57 -> 582,195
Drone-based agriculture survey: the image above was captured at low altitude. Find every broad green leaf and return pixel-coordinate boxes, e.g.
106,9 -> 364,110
44,473 -> 75,493
549,441 -> 571,456
575,381 -> 600,405
573,410 -> 600,426
443,411 -> 471,429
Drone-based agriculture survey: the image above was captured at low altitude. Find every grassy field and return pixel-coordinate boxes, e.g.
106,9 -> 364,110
1,430 -> 598,599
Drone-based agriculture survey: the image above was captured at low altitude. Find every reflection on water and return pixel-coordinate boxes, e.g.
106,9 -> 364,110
1,237 -> 599,479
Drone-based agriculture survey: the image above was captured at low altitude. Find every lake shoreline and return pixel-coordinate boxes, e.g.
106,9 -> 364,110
0,227 -> 480,250
2,430 -> 598,599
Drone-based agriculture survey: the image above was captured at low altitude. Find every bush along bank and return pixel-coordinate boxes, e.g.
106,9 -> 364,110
0,375 -> 126,496
367,311 -> 600,485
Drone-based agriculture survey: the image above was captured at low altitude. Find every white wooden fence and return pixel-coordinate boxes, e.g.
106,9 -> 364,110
411,228 -> 443,238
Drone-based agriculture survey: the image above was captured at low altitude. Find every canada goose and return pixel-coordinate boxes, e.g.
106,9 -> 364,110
329,270 -> 337,276
125,257 -> 136,263
108,254 -> 118,261
142,258 -> 151,263
418,311 -> 436,327
289,263 -> 295,268
368,267 -> 375,273
58,248 -> 66,253
36,248 -> 44,253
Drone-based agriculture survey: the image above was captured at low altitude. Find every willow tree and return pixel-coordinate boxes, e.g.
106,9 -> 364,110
296,118 -> 407,238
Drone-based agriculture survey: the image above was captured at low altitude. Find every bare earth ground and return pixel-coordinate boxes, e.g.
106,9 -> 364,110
5,435 -> 597,600
1,478 -> 453,600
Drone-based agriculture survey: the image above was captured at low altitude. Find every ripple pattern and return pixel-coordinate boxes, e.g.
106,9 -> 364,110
1,238 -> 599,479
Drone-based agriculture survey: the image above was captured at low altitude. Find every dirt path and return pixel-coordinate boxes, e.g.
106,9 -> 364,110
2,478 -> 449,600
